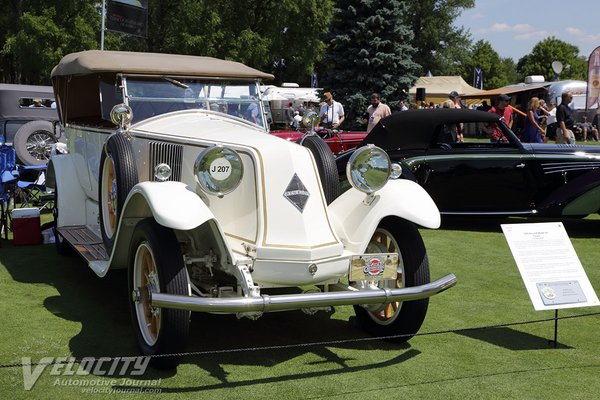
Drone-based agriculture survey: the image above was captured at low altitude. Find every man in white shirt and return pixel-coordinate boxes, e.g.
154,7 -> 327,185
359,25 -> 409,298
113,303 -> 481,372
291,111 -> 302,130
319,92 -> 345,129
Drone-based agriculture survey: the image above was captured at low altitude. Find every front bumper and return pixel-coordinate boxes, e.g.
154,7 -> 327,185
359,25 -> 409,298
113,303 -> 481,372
148,273 -> 457,313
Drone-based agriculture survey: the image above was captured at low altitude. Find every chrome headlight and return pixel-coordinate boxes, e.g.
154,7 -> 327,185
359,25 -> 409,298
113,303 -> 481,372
390,163 -> 402,179
194,146 -> 243,197
110,103 -> 133,128
346,145 -> 391,194
154,163 -> 172,181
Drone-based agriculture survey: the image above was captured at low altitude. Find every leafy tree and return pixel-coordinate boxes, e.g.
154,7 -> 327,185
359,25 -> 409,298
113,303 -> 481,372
1,1 -> 99,84
114,0 -> 332,86
1,0 -> 332,86
319,0 -> 419,128
516,37 -> 587,81
500,57 -> 519,86
461,40 -> 514,89
403,0 -> 474,76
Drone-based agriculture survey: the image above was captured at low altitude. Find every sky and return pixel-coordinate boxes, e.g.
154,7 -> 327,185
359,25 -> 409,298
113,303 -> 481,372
454,0 -> 600,62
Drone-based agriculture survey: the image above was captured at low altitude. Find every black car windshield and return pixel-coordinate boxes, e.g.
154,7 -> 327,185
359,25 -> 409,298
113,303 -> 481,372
124,77 -> 265,128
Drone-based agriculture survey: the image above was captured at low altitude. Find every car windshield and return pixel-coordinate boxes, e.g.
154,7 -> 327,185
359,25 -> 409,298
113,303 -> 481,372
124,77 -> 265,128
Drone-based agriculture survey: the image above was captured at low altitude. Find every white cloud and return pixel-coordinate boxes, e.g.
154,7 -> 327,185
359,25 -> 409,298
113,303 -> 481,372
566,27 -> 585,36
513,24 -> 533,33
488,23 -> 510,32
471,13 -> 484,20
479,23 -> 534,34
564,27 -> 600,43
514,31 -> 549,41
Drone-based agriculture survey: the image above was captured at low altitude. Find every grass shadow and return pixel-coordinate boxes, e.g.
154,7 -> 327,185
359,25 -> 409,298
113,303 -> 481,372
114,349 -> 420,394
454,327 -> 572,350
1,242 -> 419,383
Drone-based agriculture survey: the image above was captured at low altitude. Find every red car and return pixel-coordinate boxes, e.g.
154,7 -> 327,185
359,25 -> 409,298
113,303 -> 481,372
270,128 -> 367,154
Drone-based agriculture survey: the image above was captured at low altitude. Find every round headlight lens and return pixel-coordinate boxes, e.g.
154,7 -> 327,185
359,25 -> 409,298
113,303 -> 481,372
110,103 -> 133,127
390,163 -> 402,179
194,146 -> 243,196
346,145 -> 391,193
154,163 -> 172,181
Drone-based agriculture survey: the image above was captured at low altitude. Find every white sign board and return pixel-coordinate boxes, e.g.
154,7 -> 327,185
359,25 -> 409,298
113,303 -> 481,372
501,222 -> 599,311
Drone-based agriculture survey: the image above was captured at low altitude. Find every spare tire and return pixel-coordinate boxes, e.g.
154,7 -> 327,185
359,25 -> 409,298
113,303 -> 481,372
98,134 -> 138,253
299,135 -> 340,204
13,120 -> 57,166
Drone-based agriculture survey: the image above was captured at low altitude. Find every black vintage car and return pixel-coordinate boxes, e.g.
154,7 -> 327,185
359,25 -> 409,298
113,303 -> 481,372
337,109 -> 600,218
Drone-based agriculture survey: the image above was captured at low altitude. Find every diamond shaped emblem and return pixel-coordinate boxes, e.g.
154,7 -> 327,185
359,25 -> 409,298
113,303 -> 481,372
283,173 -> 310,213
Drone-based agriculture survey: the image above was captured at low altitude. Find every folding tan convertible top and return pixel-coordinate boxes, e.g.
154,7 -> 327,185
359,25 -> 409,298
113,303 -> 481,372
51,50 -> 274,80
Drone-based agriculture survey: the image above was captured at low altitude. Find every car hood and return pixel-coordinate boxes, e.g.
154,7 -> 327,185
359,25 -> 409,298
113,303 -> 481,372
524,143 -> 600,157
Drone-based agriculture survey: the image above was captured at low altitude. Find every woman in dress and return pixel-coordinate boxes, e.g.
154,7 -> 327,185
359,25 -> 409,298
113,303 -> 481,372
522,97 -> 546,143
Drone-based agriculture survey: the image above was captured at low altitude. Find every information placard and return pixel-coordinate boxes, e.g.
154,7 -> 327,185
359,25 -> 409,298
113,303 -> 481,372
501,222 -> 599,310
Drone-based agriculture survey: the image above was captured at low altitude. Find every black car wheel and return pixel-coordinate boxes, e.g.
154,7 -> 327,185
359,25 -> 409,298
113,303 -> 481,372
129,218 -> 190,369
98,134 -> 138,254
354,217 -> 430,342
299,135 -> 340,204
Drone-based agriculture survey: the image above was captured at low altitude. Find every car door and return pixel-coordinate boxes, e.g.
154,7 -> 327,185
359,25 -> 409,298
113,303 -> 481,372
410,123 -> 537,214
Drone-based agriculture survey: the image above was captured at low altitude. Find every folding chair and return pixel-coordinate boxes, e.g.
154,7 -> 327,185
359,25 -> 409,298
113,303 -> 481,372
0,145 -> 18,241
16,164 -> 54,211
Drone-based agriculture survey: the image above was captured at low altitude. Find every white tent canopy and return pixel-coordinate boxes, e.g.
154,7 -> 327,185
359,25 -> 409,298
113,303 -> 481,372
409,76 -> 483,101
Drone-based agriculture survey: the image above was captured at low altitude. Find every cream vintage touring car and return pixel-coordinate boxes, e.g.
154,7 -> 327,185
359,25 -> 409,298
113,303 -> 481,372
48,50 -> 456,369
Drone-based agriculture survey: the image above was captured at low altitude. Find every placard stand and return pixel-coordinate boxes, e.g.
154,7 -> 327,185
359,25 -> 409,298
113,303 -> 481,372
501,222 -> 600,349
549,309 -> 558,348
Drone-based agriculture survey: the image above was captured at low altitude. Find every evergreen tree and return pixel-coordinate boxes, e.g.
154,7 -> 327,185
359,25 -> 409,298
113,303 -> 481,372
403,0 -> 474,76
319,0 -> 418,129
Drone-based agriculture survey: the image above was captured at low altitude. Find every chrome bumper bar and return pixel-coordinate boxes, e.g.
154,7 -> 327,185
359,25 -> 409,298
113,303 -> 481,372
149,274 -> 457,313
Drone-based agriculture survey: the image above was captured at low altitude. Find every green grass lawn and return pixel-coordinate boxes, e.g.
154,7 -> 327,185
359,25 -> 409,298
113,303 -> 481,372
1,216 -> 599,399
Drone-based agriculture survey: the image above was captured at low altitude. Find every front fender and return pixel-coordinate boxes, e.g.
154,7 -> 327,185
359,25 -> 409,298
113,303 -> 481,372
328,179 -> 440,253
109,181 -> 216,271
122,181 -> 215,230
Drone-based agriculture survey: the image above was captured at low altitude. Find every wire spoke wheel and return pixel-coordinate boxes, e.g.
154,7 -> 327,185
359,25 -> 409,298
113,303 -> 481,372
353,218 -> 431,342
101,155 -> 117,239
133,242 -> 161,346
128,218 -> 190,369
25,131 -> 55,162
364,228 -> 405,324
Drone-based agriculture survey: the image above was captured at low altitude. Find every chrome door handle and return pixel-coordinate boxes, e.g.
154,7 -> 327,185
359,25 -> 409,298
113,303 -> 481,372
516,163 -> 525,168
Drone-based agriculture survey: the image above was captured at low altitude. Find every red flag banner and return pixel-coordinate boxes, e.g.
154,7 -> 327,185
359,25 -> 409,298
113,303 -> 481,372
586,46 -> 600,110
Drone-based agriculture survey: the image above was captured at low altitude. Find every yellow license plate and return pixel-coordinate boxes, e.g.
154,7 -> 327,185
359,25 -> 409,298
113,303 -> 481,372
349,253 -> 399,281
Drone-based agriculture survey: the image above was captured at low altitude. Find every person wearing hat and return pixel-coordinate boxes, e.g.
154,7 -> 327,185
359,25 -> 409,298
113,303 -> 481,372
291,110 -> 302,130
319,92 -> 345,129
486,93 -> 514,142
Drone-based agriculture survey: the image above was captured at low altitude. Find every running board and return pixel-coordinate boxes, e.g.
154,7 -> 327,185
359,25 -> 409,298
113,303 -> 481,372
57,226 -> 108,262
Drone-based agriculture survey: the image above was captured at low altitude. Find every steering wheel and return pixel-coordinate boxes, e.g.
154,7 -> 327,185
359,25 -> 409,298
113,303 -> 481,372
437,143 -> 452,150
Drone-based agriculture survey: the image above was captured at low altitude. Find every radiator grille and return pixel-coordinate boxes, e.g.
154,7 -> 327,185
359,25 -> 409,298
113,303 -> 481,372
148,141 -> 183,181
